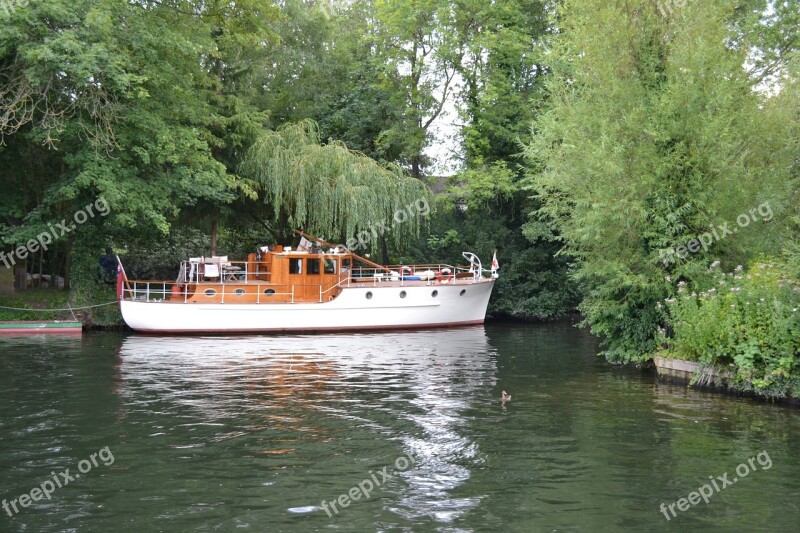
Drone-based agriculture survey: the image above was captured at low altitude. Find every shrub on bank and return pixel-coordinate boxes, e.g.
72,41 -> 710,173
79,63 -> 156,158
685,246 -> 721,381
659,261 -> 800,398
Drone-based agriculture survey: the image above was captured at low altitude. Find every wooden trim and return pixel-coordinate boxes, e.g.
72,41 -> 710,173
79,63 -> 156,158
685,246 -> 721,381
293,229 -> 392,274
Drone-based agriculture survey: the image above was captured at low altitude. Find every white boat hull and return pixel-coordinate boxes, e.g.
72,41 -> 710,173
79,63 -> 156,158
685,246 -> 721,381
120,280 -> 495,333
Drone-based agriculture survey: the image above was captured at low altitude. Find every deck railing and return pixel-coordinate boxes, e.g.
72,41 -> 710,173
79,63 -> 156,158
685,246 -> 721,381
178,259 -> 254,284
122,282 -> 296,304
122,260 -> 492,304
348,262 -> 485,285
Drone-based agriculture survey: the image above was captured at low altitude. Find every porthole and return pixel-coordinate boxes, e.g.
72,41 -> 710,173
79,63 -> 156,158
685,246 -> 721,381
264,288 -> 276,296
459,289 -> 466,296
431,290 -> 438,298
399,290 -> 407,299
204,288 -> 217,297
233,288 -> 246,296
366,291 -> 373,300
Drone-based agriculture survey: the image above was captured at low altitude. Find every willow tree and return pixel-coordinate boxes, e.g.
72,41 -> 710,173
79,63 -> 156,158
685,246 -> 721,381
240,120 -> 433,252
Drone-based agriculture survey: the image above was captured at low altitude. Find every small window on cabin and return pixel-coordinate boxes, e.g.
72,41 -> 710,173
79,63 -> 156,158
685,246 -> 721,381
307,258 -> 321,275
289,258 -> 302,274
342,258 -> 351,272
324,259 -> 336,274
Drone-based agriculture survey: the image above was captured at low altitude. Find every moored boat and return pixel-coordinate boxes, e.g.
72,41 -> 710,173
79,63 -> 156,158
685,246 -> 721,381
0,321 -> 83,335
118,231 -> 497,334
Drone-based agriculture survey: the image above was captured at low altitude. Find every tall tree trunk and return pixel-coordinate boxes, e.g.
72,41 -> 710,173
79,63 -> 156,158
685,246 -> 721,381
38,248 -> 44,287
63,237 -> 73,291
210,219 -> 219,256
51,248 -> 58,289
381,236 -> 389,266
411,156 -> 421,179
14,262 -> 26,291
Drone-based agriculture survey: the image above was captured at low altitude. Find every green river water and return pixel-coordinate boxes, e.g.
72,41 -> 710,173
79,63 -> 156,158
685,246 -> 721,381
1,322 -> 798,532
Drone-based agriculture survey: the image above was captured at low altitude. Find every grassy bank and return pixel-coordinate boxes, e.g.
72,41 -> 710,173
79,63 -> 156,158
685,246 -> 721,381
656,260 -> 800,399
0,287 -> 123,328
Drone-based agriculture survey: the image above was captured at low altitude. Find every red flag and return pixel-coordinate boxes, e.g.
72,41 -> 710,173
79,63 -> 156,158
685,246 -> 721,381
115,256 -> 128,301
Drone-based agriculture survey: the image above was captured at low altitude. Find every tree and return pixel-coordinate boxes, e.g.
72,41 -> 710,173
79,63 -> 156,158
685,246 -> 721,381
419,0 -> 579,320
370,0 -> 464,178
526,0 -> 800,362
0,0 -> 240,287
239,120 -> 433,250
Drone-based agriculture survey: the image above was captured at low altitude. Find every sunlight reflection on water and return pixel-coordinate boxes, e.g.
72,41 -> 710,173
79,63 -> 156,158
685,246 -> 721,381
116,328 -> 496,525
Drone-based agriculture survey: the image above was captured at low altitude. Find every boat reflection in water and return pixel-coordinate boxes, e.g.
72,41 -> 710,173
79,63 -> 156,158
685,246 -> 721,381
116,327 -> 497,524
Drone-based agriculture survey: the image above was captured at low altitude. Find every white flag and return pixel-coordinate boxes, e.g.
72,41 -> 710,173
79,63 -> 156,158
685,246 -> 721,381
298,236 -> 313,251
491,250 -> 499,271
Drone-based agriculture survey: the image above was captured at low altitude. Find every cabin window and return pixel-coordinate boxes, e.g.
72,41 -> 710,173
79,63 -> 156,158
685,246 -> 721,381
399,290 -> 407,299
365,291 -> 373,300
204,288 -> 217,297
342,258 -> 351,272
307,258 -> 321,275
431,290 -> 438,298
233,288 -> 246,296
324,259 -> 336,274
289,258 -> 302,274
460,289 -> 466,296
264,288 -> 276,296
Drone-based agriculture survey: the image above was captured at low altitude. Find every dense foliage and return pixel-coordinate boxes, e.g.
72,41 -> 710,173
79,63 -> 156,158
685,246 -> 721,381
526,0 -> 800,362
660,261 -> 800,397
240,120 -> 432,248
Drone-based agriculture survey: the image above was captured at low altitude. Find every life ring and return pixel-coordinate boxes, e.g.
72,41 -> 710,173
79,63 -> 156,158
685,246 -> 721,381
400,266 -> 413,277
436,268 -> 452,283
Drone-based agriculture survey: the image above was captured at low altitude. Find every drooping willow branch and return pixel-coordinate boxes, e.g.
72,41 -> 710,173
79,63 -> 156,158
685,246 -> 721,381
240,120 -> 433,250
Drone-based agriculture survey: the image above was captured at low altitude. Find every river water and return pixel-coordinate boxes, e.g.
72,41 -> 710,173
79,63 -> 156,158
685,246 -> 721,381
1,322 -> 798,532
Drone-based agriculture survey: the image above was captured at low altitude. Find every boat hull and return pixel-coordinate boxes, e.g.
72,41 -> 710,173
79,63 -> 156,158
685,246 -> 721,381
120,280 -> 495,334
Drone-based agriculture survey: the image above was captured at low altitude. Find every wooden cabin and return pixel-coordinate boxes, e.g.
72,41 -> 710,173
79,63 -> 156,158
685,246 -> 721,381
172,246 -> 353,304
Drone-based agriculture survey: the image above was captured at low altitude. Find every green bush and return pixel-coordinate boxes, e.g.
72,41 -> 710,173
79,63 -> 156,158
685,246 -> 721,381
660,261 -> 800,397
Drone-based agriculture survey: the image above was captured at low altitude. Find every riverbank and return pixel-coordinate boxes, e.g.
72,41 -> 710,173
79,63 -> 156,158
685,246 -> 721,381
651,355 -> 800,407
0,288 -> 121,328
653,261 -> 800,402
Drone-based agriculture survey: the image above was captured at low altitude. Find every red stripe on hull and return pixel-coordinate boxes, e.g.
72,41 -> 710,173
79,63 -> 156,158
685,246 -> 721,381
131,319 -> 486,335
